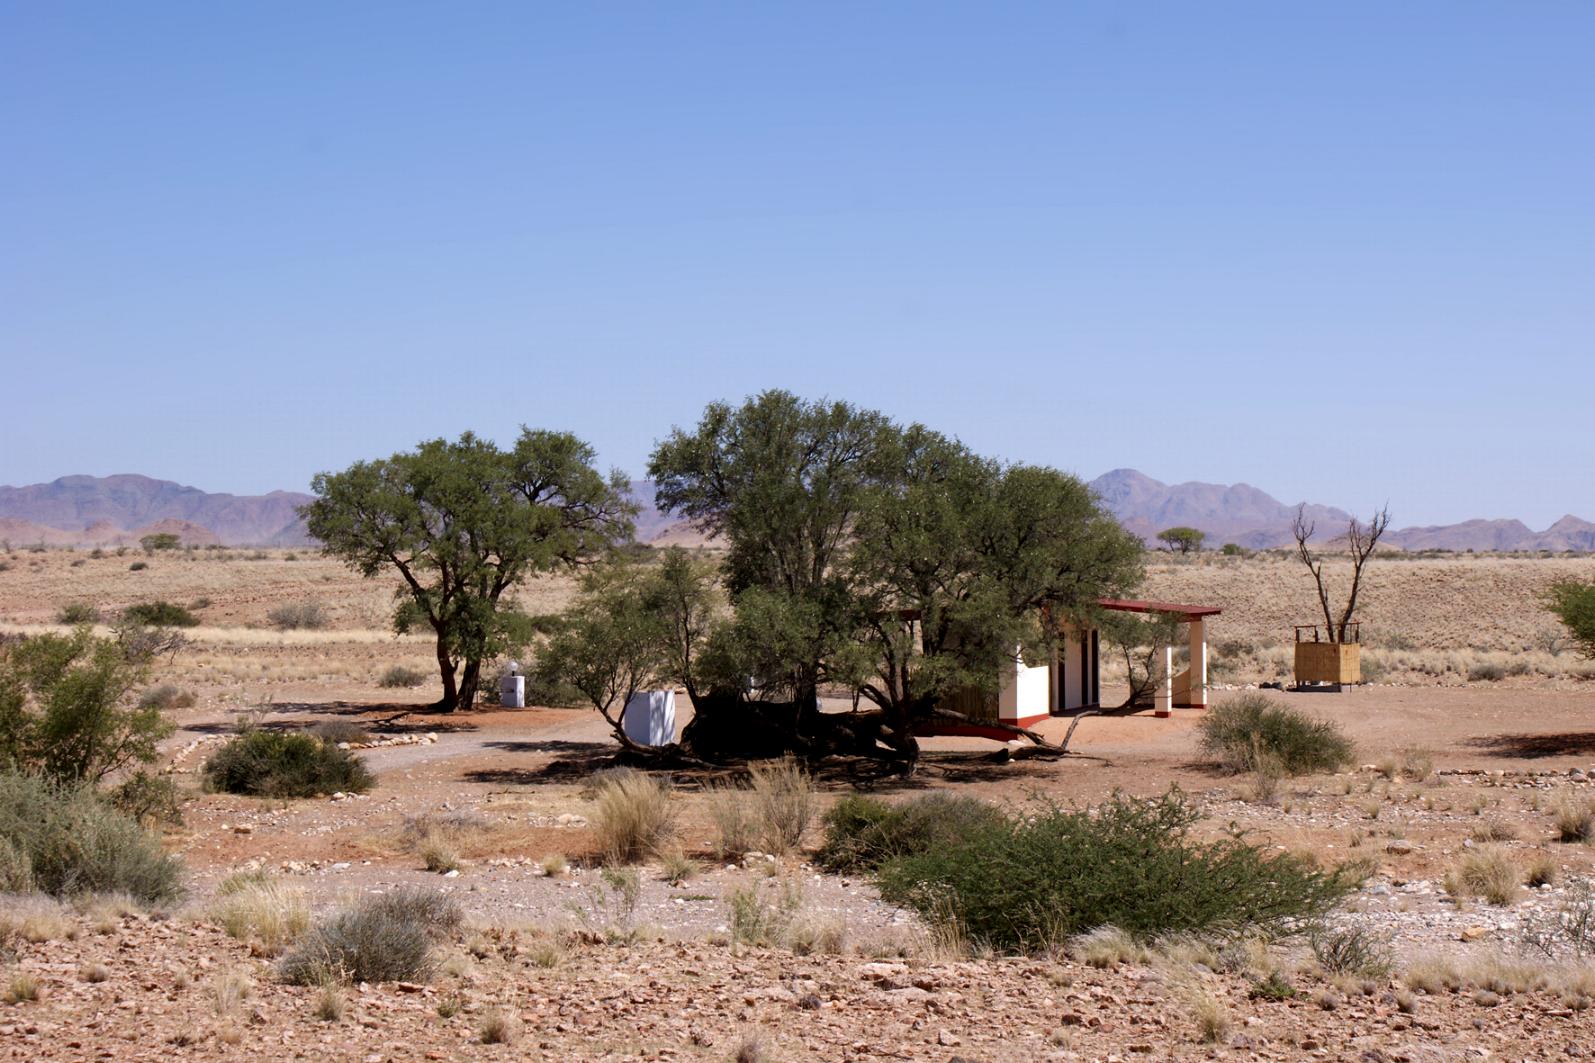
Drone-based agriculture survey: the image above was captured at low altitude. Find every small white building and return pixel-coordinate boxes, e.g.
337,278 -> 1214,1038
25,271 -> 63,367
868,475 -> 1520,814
927,598 -> 1221,740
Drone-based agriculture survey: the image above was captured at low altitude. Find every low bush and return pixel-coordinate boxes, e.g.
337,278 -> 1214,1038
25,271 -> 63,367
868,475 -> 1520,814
279,887 -> 461,985
267,601 -> 328,631
591,768 -> 675,864
203,731 -> 374,798
0,627 -> 174,785
1311,925 -> 1393,977
377,665 -> 425,689
122,601 -> 199,628
1198,694 -> 1355,775
55,603 -> 101,625
137,684 -> 196,710
0,770 -> 183,905
128,561 -> 147,571
817,792 -> 1008,873
1468,661 -> 1506,682
876,789 -> 1357,954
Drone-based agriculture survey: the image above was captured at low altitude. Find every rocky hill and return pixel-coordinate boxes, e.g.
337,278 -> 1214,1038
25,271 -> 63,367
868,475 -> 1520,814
0,475 -> 312,546
2,470 -> 1589,553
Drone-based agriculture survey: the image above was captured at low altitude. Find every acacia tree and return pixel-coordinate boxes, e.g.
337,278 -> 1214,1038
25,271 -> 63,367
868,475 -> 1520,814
649,391 -> 895,729
1156,526 -> 1205,554
1291,504 -> 1391,643
847,431 -> 1144,756
534,549 -> 721,749
303,429 -> 634,710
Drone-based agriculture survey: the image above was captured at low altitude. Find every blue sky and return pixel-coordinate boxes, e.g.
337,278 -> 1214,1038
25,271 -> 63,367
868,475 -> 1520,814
2,2 -> 1591,528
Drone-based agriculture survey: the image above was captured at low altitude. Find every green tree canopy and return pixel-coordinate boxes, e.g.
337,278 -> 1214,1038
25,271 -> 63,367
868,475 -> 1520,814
649,391 -> 895,723
1547,579 -> 1595,659
302,429 -> 635,710
1156,526 -> 1206,554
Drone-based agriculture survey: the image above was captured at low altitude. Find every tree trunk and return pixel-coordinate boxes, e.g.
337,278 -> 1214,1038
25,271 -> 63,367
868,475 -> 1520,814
457,658 -> 483,711
434,638 -> 460,711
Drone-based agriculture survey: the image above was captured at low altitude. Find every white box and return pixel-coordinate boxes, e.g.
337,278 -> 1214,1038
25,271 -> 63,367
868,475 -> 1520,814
622,690 -> 676,747
499,675 -> 525,708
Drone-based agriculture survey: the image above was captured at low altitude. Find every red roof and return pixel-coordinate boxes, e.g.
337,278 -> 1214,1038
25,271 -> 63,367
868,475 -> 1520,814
1097,598 -> 1223,618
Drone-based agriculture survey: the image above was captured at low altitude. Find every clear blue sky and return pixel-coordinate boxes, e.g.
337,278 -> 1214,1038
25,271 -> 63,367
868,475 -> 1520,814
3,2 -> 1591,528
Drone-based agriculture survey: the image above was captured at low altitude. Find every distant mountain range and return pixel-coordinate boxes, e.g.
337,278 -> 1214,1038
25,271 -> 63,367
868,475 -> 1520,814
0,475 -> 314,547
1088,468 -> 1595,552
0,471 -> 1590,553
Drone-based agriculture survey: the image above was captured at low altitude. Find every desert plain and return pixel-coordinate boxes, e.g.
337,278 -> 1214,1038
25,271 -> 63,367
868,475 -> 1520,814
2,545 -> 1595,1061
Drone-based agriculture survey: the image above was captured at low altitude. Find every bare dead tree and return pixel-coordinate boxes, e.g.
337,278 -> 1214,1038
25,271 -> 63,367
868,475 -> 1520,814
1292,504 -> 1392,643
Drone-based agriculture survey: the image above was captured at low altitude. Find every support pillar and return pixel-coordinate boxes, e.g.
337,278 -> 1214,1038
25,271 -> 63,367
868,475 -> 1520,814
1154,644 -> 1174,717
1185,618 -> 1208,709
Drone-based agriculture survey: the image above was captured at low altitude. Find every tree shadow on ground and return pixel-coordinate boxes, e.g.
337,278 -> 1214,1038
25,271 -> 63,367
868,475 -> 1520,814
185,701 -> 481,736
463,739 -> 1094,793
1465,732 -> 1595,759
465,741 -> 617,785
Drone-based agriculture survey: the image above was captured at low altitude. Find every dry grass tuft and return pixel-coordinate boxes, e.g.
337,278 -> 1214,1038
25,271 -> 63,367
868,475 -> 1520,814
1452,846 -> 1519,906
313,982 -> 344,1022
1185,985 -> 1230,1044
477,1007 -> 520,1045
747,758 -> 816,855
211,873 -> 310,955
591,769 -> 676,865
708,783 -> 758,858
1552,794 -> 1595,845
3,972 -> 40,1004
1067,925 -> 1149,968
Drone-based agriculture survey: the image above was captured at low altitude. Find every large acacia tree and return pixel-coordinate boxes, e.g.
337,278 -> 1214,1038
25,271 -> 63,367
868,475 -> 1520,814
649,391 -> 896,729
303,429 -> 634,710
643,392 -> 1144,767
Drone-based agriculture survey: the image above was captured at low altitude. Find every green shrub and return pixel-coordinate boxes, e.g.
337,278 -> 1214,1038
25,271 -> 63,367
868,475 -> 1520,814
122,601 -> 199,627
1198,694 -> 1355,775
128,561 -> 147,571
110,770 -> 185,825
0,770 -> 182,905
376,665 -> 425,689
55,603 -> 101,625
0,627 -> 174,784
817,792 -> 1007,873
204,731 -> 374,798
876,789 -> 1356,954
279,887 -> 460,985
267,601 -> 328,630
